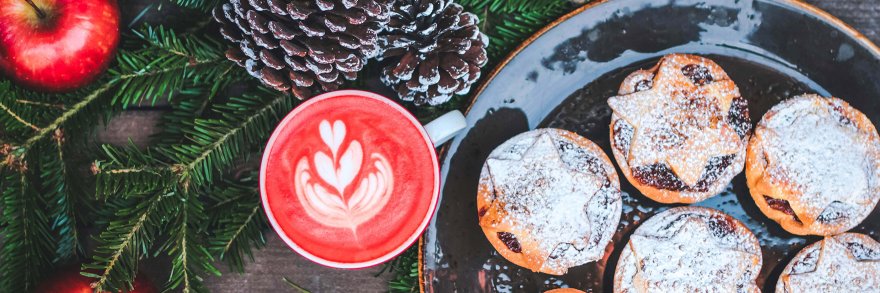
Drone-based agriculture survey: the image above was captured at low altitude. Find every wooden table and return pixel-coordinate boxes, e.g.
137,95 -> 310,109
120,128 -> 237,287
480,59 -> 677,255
98,0 -> 878,291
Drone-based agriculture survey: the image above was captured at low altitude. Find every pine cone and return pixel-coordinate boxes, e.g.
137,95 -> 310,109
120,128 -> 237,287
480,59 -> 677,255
213,0 -> 393,99
378,0 -> 488,106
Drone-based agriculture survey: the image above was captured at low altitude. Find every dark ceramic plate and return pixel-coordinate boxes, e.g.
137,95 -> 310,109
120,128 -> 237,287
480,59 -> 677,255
419,0 -> 880,292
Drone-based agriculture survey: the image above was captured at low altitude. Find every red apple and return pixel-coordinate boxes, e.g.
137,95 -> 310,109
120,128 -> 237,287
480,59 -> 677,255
0,0 -> 119,92
35,268 -> 157,293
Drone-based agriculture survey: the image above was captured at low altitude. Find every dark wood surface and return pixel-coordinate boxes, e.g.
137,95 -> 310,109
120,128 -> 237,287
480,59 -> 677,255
94,0 -> 880,292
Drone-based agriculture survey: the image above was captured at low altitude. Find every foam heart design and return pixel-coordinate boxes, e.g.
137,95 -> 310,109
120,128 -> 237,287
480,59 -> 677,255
295,120 -> 394,231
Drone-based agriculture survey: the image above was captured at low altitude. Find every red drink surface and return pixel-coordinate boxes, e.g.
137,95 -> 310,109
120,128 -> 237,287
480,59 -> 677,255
261,91 -> 439,267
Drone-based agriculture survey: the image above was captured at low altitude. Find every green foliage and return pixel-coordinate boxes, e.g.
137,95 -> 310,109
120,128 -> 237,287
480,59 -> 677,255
0,169 -> 55,292
205,175 -> 268,272
170,0 -> 225,12
82,190 -> 172,292
387,246 -> 419,293
156,88 -> 293,190
40,139 -> 87,261
160,190 -> 219,293
113,24 -> 240,107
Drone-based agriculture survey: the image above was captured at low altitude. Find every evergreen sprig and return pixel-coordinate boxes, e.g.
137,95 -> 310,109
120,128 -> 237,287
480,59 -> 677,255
387,246 -> 419,293
205,175 -> 268,272
0,169 -> 55,292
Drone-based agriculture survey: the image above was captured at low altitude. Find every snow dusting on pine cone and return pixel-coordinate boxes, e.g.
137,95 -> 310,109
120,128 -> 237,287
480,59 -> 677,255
213,0 -> 393,100
378,0 -> 489,106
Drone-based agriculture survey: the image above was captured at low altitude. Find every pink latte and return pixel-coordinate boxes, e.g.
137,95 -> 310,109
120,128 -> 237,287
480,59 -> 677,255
261,91 -> 439,268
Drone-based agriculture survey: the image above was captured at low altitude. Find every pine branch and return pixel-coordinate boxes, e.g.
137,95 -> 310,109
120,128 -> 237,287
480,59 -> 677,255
83,191 -> 172,292
0,81 -> 65,139
283,277 -> 312,293
94,144 -> 174,197
387,246 -> 419,293
0,80 -> 116,173
205,175 -> 267,272
112,25 -> 242,107
160,189 -> 219,293
158,90 -> 295,190
0,100 -> 40,131
169,0 -> 223,12
40,136 -> 85,260
0,168 -> 55,292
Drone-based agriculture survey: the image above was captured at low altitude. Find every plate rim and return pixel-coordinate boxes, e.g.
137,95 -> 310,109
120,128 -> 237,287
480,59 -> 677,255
418,0 -> 880,291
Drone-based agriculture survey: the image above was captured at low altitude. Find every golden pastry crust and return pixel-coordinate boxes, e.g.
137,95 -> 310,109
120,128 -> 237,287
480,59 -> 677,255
613,207 -> 762,293
608,54 -> 751,204
746,95 -> 880,236
477,128 -> 622,275
545,289 -> 587,293
777,233 -> 880,293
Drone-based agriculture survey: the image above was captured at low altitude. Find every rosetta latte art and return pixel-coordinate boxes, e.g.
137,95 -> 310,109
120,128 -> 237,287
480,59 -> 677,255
294,120 -> 394,231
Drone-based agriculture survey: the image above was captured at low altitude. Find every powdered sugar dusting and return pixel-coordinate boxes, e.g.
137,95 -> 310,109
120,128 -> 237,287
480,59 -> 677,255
608,54 -> 748,200
755,95 -> 880,230
614,207 -> 761,293
481,129 -> 622,274
780,233 -> 880,293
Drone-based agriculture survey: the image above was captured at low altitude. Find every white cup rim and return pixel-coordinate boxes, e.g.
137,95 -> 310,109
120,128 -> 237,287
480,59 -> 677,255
259,90 -> 441,269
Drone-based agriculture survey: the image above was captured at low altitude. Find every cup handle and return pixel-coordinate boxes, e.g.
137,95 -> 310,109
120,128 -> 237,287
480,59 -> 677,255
424,110 -> 467,146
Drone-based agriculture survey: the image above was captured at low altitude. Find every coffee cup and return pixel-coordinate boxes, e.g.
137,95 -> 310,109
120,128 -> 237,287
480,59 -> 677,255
260,90 -> 465,268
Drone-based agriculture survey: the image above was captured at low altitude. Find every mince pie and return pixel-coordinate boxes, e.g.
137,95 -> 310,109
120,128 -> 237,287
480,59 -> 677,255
478,129 -> 622,275
777,233 -> 880,292
613,207 -> 762,293
746,95 -> 880,235
608,54 -> 751,204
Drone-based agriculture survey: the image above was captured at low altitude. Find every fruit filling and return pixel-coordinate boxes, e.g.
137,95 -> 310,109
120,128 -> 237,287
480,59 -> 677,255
634,79 -> 653,92
727,96 -> 751,138
497,232 -> 522,253
681,64 -> 713,85
631,155 -> 734,192
763,196 -> 802,223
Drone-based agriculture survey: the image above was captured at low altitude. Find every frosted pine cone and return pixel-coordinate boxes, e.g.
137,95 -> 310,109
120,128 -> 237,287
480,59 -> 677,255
379,0 -> 488,106
213,0 -> 393,99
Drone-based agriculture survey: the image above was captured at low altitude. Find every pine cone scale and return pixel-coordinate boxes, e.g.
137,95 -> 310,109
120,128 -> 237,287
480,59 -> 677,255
268,22 -> 298,40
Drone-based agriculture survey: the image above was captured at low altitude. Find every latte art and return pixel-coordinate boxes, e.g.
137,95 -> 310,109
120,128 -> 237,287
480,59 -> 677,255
294,120 -> 394,231
262,91 -> 439,267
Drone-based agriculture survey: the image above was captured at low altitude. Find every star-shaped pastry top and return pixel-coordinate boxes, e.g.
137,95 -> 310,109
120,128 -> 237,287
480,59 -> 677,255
756,97 -> 875,224
608,55 -> 743,186
627,218 -> 761,292
484,131 -> 609,265
787,236 -> 880,291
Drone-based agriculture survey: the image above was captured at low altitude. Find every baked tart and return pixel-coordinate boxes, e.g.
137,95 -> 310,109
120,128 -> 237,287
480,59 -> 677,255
746,94 -> 880,235
613,207 -> 762,293
777,233 -> 880,292
477,129 -> 622,275
608,54 -> 751,204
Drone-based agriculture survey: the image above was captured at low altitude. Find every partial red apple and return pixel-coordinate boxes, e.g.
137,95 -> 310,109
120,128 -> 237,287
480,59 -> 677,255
0,0 -> 119,92
35,268 -> 157,293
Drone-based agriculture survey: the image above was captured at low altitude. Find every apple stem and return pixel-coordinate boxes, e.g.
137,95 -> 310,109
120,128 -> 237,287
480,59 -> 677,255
24,0 -> 47,19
